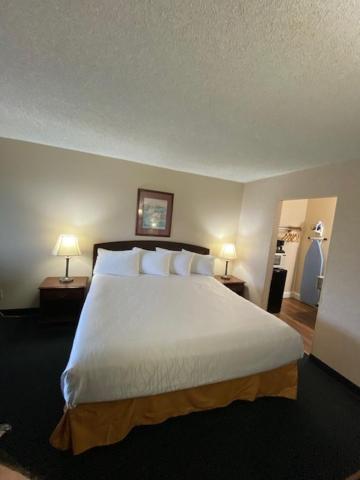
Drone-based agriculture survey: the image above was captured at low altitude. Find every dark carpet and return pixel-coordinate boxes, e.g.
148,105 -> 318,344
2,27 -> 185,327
0,315 -> 359,480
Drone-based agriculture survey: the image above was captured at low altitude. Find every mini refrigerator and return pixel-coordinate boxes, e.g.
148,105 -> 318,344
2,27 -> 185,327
267,268 -> 287,313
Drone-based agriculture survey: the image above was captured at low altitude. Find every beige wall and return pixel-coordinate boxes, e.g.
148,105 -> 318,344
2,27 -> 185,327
293,197 -> 337,295
234,160 -> 360,386
278,199 -> 308,295
279,199 -> 308,228
0,138 -> 243,309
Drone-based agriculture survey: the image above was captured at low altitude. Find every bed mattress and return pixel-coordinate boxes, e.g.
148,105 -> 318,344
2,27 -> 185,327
62,274 -> 303,406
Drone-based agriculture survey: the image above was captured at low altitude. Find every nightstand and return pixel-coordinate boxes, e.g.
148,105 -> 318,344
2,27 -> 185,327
214,275 -> 245,296
39,277 -> 88,323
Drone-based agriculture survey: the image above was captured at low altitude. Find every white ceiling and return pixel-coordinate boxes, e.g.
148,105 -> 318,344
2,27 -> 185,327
1,1 -> 360,182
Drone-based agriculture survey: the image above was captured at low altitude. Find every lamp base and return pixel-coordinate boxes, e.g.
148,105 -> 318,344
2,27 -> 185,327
221,260 -> 231,280
59,277 -> 74,283
60,257 -> 73,283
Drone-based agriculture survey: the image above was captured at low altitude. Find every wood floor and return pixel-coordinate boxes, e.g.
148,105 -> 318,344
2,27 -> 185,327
276,298 -> 317,354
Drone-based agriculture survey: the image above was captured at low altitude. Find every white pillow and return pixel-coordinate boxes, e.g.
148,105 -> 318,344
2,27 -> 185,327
94,249 -> 140,276
97,247 -> 134,259
182,250 -> 215,275
133,248 -> 171,276
156,248 -> 194,276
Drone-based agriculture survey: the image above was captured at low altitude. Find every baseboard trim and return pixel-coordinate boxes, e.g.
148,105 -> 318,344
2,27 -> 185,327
283,291 -> 301,300
309,354 -> 360,396
0,307 -> 39,317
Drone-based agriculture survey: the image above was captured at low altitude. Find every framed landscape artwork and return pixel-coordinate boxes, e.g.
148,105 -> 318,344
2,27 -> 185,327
135,189 -> 174,237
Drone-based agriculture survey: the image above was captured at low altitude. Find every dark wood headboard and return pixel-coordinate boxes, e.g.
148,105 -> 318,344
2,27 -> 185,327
93,240 -> 210,270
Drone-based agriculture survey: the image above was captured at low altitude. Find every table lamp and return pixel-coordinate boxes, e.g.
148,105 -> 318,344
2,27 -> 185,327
220,243 -> 237,280
53,234 -> 81,283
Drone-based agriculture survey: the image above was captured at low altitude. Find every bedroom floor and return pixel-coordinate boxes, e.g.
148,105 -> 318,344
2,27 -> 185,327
277,298 -> 317,354
1,315 -> 360,480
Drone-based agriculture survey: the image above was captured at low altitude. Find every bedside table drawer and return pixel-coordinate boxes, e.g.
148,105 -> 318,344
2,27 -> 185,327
227,283 -> 244,296
40,288 -> 82,302
39,277 -> 88,324
214,275 -> 245,297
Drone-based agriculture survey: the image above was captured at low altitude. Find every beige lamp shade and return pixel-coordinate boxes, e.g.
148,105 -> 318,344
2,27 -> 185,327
220,243 -> 237,260
53,234 -> 81,257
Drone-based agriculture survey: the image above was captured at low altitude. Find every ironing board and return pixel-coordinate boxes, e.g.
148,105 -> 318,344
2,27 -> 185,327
300,239 -> 323,306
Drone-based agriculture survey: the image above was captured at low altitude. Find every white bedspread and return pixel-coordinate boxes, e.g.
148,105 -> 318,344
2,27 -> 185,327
62,274 -> 303,406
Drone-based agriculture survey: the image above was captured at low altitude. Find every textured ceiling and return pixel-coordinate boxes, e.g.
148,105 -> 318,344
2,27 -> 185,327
1,1 -> 360,182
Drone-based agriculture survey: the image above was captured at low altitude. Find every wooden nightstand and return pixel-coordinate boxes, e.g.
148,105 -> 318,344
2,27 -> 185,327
39,277 -> 88,323
214,275 -> 245,296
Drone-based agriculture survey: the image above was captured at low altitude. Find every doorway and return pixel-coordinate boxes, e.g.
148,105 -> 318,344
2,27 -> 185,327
268,197 -> 337,353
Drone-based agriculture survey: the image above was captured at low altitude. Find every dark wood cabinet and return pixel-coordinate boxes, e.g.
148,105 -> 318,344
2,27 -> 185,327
214,275 -> 245,296
39,277 -> 88,323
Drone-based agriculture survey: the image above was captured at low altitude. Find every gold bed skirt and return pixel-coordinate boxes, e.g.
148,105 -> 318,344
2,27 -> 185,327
50,362 -> 298,454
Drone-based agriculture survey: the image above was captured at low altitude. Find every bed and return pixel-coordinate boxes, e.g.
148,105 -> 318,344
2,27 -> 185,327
50,240 -> 303,454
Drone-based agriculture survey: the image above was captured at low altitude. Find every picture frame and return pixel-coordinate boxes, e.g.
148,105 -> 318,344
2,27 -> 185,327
135,189 -> 174,237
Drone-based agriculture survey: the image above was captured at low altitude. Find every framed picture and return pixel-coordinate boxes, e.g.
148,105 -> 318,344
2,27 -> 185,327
135,189 -> 174,237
